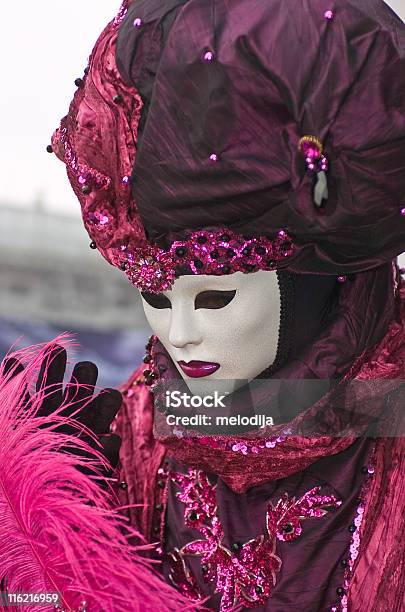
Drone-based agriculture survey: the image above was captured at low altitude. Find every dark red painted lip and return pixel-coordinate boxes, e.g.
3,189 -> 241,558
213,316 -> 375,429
178,360 -> 220,378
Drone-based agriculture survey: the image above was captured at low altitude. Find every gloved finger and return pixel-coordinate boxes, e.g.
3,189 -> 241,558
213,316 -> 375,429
62,433 -> 121,474
2,357 -> 31,409
61,361 -> 98,420
98,434 -> 122,469
2,357 -> 25,378
36,345 -> 67,417
90,389 -> 123,434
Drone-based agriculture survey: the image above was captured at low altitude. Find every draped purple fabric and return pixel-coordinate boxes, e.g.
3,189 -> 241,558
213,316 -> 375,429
116,0 -> 405,274
113,267 -> 404,611
163,439 -> 373,610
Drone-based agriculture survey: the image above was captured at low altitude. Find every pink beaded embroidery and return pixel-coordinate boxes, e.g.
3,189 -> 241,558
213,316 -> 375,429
171,423 -> 292,455
113,228 -> 295,293
168,469 -> 341,610
331,448 -> 376,612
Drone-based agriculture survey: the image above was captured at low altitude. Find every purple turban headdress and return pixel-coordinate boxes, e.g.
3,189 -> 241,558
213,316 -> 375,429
52,0 -> 405,292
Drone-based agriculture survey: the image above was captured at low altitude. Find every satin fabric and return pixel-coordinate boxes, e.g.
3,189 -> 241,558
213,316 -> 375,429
162,439 -> 373,610
113,270 -> 404,610
114,303 -> 404,610
117,0 -> 405,274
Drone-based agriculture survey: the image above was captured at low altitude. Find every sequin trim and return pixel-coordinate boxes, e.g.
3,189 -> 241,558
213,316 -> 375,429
171,425 -> 293,455
113,0 -> 130,26
57,121 -> 112,193
330,445 -> 376,612
153,463 -> 170,556
168,468 -> 341,610
112,228 -> 296,293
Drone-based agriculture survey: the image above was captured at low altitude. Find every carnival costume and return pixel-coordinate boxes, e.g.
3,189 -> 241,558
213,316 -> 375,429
4,0 -> 405,610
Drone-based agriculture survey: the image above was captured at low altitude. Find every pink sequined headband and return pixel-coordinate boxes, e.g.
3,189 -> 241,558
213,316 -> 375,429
112,228 -> 295,293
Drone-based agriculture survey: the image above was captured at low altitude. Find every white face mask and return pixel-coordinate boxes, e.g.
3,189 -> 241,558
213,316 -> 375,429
140,270 -> 281,396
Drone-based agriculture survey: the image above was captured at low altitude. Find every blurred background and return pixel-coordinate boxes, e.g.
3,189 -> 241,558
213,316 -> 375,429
0,1 -> 404,387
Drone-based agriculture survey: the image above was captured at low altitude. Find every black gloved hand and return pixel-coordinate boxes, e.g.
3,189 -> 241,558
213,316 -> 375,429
2,345 -> 122,488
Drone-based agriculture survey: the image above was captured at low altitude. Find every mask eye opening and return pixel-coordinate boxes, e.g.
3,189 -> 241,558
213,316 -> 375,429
194,290 -> 237,310
141,292 -> 172,309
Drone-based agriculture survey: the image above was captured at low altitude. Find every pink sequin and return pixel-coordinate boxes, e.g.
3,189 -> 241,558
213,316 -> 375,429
167,423 -> 291,455
86,210 -> 111,228
203,50 -> 215,62
331,447 -> 376,612
56,122 -> 112,198
168,469 -> 341,611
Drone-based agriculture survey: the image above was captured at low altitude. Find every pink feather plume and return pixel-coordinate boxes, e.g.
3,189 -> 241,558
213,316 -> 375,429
0,337 -> 196,612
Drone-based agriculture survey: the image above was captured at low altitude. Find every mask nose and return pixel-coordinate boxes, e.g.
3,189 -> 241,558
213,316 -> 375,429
168,303 -> 202,349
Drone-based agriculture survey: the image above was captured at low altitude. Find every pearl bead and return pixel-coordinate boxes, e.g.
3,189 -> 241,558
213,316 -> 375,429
337,275 -> 347,283
400,208 -> 405,216
203,50 -> 215,62
133,17 -> 143,28
209,153 -> 219,162
324,10 -> 334,20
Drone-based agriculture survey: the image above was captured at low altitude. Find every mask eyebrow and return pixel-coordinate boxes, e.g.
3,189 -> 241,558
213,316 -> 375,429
194,290 -> 236,310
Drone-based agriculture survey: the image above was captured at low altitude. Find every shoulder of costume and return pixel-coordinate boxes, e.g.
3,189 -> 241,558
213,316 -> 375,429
119,363 -> 152,404
122,362 -> 148,386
